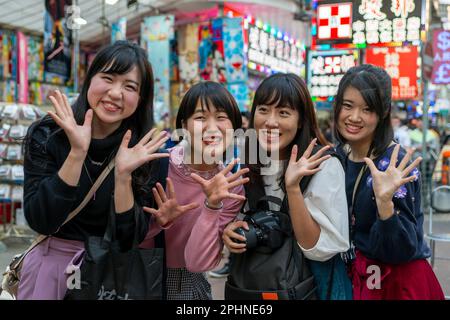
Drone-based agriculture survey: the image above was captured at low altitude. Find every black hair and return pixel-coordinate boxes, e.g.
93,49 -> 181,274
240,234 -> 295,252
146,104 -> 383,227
246,73 -> 327,191
175,81 -> 242,130
333,64 -> 393,158
25,41 -> 155,196
241,111 -> 251,119
73,40 -> 154,136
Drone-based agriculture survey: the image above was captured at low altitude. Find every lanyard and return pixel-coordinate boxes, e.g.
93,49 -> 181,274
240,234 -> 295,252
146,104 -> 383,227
351,164 -> 367,211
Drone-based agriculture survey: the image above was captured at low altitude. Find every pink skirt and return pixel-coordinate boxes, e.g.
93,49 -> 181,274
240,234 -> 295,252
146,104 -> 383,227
17,236 -> 85,300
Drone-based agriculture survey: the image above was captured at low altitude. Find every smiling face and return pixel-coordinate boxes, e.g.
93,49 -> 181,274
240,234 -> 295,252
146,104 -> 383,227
253,103 -> 299,159
87,65 -> 141,134
337,86 -> 379,149
183,99 -> 234,163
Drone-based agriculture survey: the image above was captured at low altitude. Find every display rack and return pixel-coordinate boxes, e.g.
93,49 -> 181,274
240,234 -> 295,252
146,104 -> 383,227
0,103 -> 43,246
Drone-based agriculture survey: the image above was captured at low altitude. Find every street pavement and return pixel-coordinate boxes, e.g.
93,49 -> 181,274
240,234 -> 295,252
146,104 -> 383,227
1,214 -> 449,300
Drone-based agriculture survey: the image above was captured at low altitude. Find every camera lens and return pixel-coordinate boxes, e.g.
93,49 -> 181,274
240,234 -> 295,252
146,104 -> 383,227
232,227 -> 246,244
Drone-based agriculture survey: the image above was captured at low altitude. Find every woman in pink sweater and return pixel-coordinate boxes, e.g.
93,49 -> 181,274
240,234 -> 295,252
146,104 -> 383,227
139,81 -> 248,299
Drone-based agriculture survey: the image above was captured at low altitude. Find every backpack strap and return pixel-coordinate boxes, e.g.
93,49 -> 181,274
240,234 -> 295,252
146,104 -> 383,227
153,151 -> 170,300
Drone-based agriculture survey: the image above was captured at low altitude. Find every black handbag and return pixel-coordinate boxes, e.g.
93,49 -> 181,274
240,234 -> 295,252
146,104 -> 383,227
64,157 -> 169,300
64,203 -> 164,300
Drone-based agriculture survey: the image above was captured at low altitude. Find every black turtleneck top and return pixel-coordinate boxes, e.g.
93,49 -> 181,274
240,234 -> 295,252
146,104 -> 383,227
23,120 -> 156,247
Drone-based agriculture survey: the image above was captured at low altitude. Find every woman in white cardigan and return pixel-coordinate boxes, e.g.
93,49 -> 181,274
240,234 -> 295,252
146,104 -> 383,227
223,73 -> 352,300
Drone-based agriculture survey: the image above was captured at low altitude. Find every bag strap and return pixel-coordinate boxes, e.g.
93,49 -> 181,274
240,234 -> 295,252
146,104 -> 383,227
62,158 -> 116,227
153,153 -> 170,300
351,165 -> 367,209
11,158 -> 115,270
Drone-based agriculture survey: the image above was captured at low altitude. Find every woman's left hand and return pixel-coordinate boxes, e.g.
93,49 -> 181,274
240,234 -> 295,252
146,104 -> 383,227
364,144 -> 422,204
285,139 -> 331,190
190,159 -> 249,208
115,129 -> 169,179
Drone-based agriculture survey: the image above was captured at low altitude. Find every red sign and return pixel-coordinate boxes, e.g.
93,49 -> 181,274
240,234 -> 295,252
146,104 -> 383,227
431,29 -> 450,85
317,3 -> 352,40
365,46 -> 419,100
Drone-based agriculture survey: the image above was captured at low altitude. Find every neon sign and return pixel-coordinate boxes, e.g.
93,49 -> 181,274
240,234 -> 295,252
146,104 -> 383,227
308,50 -> 359,100
247,23 -> 304,75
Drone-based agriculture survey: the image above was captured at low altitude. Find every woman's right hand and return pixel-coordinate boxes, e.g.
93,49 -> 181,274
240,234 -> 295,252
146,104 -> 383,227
222,220 -> 249,254
48,90 -> 93,155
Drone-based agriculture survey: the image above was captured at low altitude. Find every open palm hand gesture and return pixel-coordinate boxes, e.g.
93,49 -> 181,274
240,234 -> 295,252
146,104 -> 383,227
143,177 -> 199,227
285,138 -> 331,190
115,129 -> 169,178
48,90 -> 93,153
364,144 -> 422,203
190,159 -> 249,208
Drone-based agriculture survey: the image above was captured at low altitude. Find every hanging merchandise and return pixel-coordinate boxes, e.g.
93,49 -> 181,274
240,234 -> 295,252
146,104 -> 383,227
0,31 -> 17,102
178,23 -> 200,89
141,15 -> 175,129
28,36 -> 44,82
198,22 -> 214,81
111,17 -> 127,44
222,17 -> 248,110
44,0 -> 73,84
170,37 -> 179,82
211,19 -> 226,83
222,18 -> 247,83
16,32 -> 28,104
365,46 -> 420,100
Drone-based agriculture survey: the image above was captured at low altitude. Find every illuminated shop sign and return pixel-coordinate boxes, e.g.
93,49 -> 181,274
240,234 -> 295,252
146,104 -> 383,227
308,50 -> 359,100
246,23 -> 304,75
352,0 -> 422,46
431,29 -> 450,85
365,46 -> 419,100
312,0 -> 423,49
317,2 -> 352,41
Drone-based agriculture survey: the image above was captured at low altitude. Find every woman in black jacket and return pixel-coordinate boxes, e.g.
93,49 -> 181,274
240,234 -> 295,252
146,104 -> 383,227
18,41 -> 173,299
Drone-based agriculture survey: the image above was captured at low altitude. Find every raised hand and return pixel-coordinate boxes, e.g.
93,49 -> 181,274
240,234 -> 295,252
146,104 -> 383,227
190,159 -> 249,208
223,220 -> 249,253
48,90 -> 93,154
115,128 -> 169,178
143,178 -> 199,227
284,139 -> 331,190
364,144 -> 422,204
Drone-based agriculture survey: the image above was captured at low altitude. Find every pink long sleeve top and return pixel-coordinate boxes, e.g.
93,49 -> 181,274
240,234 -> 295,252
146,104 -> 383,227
139,145 -> 244,273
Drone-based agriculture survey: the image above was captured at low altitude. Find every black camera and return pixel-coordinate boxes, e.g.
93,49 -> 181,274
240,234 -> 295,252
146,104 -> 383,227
233,210 -> 285,250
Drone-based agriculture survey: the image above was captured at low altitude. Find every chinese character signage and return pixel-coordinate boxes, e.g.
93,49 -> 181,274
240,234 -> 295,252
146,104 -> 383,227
431,29 -> 450,85
308,50 -> 359,100
247,24 -> 304,75
312,0 -> 423,48
353,0 -> 422,45
365,46 -> 419,100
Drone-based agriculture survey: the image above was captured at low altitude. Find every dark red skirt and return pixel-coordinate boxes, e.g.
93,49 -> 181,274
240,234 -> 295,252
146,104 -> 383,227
350,251 -> 444,300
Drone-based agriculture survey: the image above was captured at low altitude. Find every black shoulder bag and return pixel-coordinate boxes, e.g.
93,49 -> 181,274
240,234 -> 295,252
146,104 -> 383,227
64,156 -> 170,300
